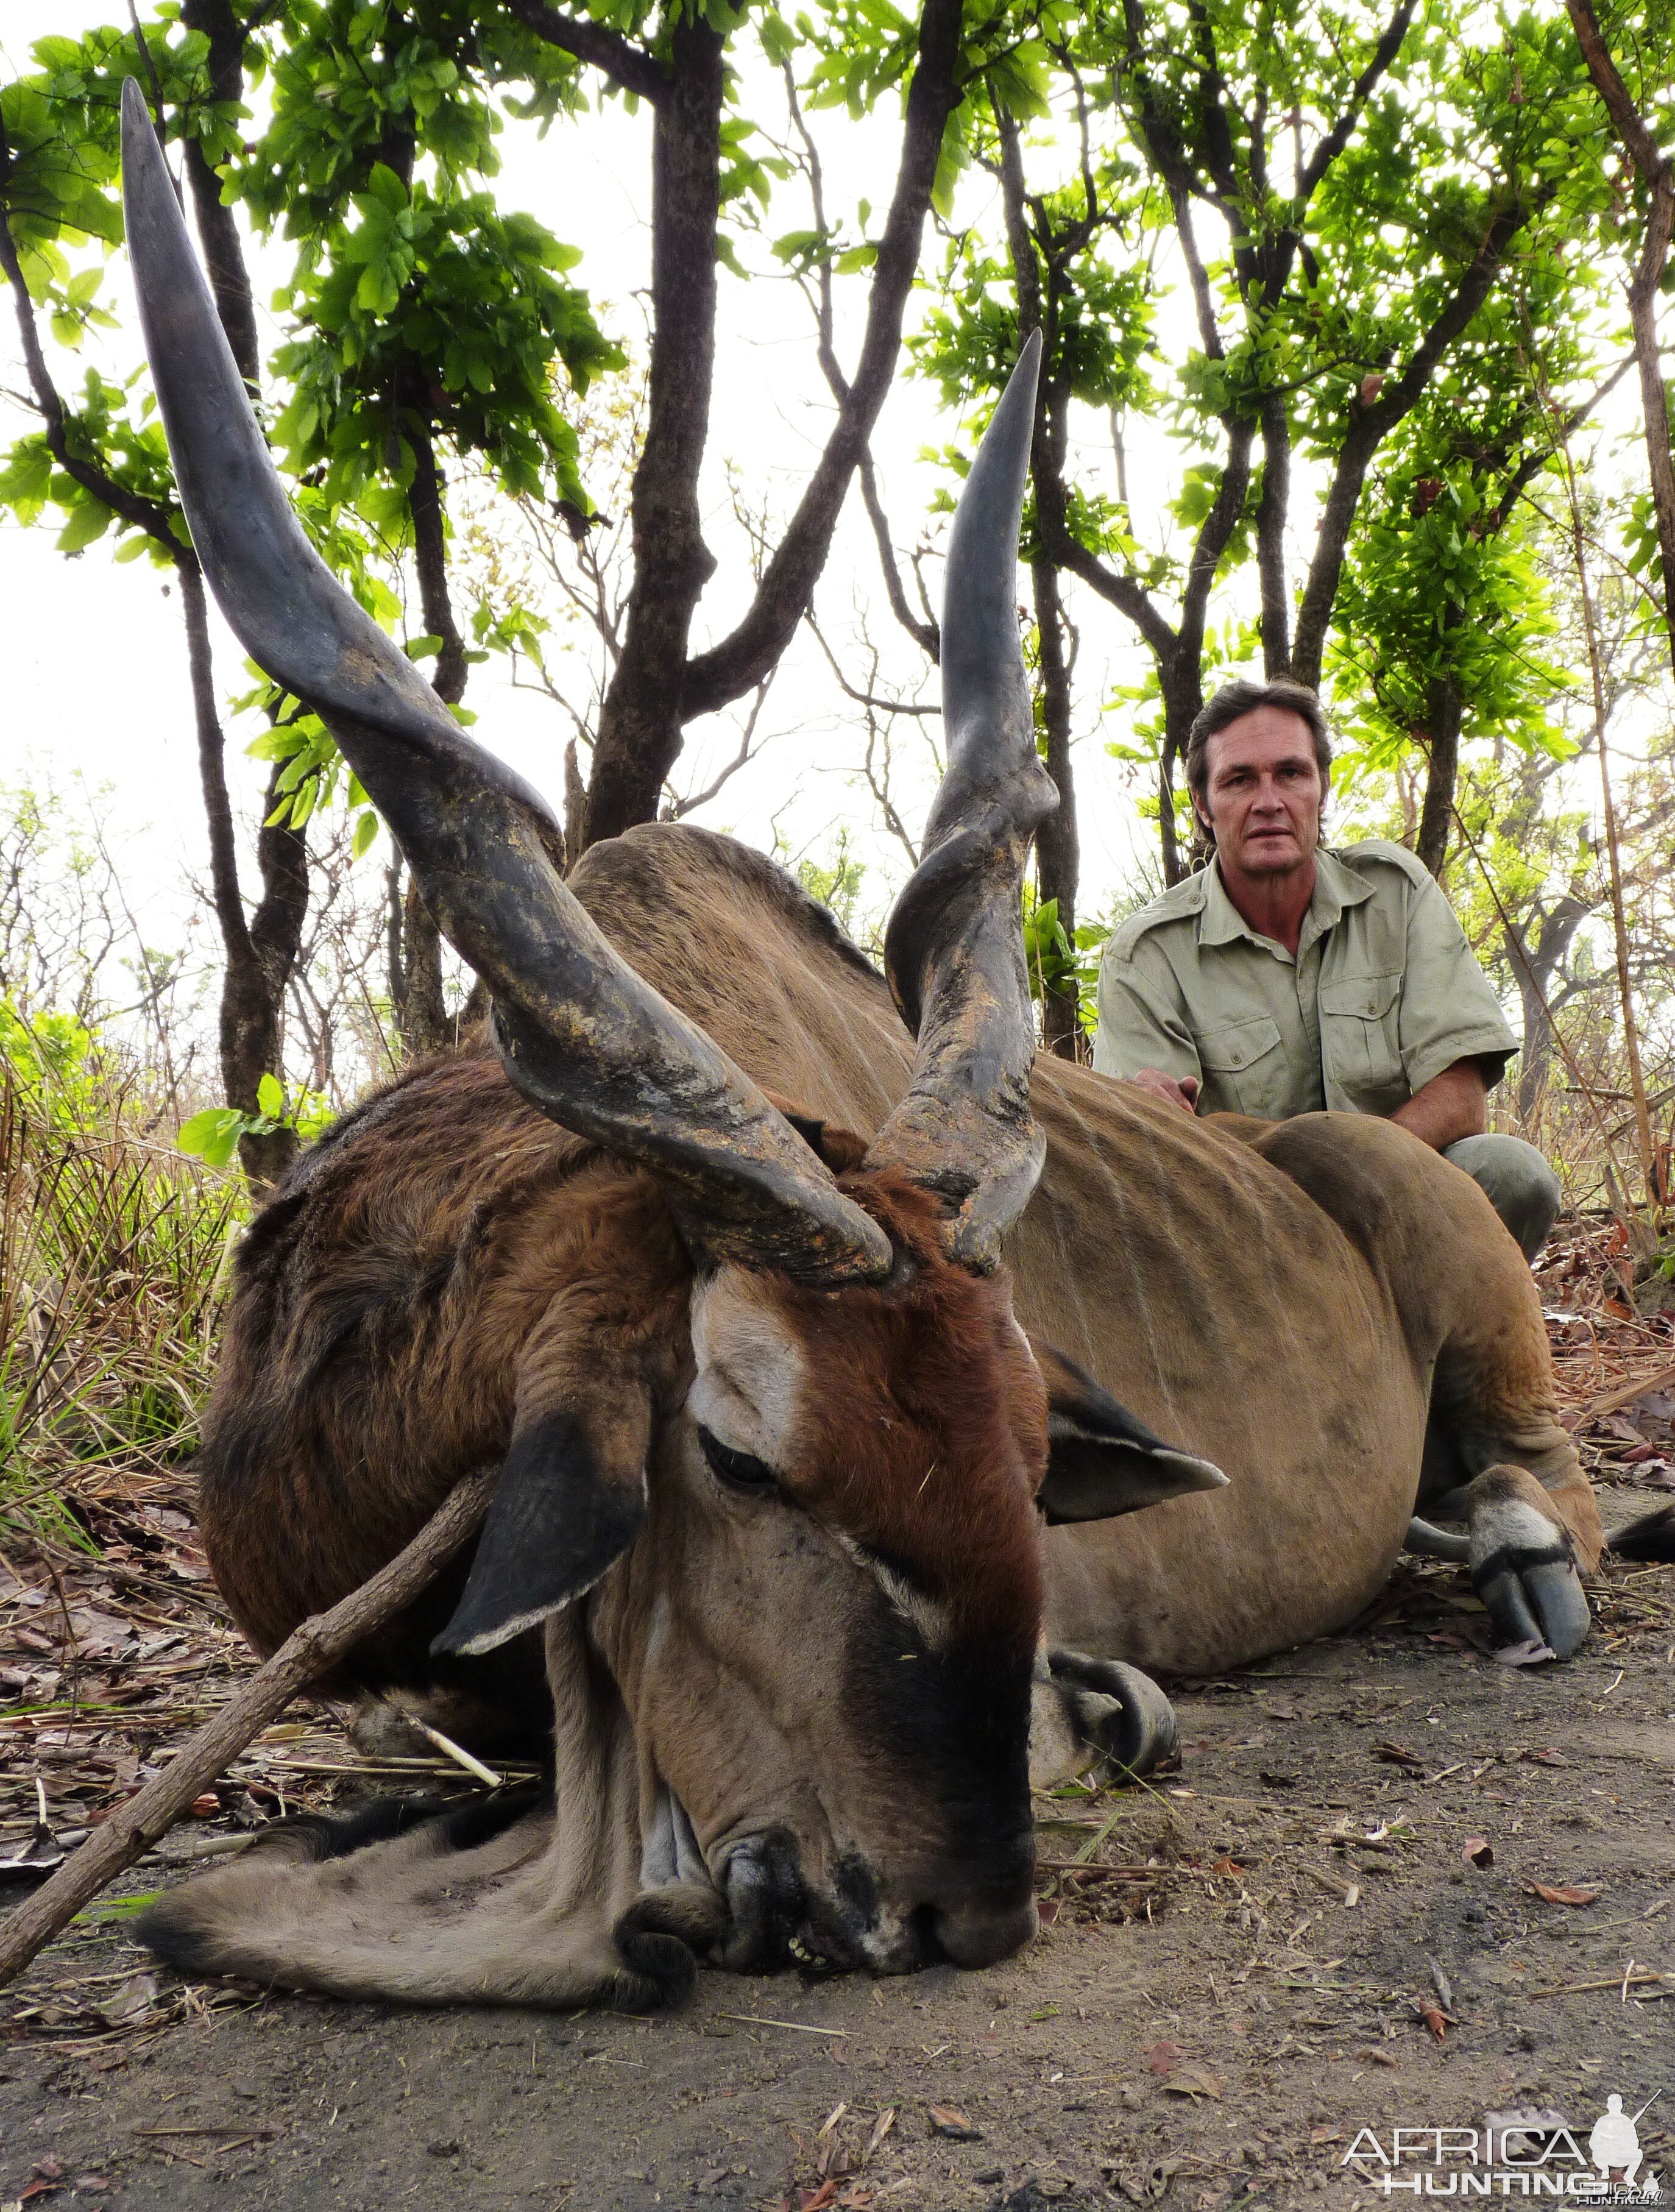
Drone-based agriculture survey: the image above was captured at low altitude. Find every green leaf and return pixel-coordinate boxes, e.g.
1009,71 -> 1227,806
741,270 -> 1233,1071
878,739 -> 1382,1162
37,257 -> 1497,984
176,1107 -> 250,1171
364,161 -> 409,214
256,1072 -> 284,1119
55,497 -> 113,553
352,808 -> 379,858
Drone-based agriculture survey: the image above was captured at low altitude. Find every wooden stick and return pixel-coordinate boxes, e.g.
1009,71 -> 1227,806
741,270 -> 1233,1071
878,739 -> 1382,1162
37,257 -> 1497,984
0,1469 -> 496,1992
1579,1359 -> 1675,1426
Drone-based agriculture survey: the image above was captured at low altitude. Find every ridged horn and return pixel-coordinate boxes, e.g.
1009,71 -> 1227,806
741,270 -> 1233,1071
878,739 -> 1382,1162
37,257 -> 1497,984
120,80 -> 889,1286
866,333 -> 1057,1271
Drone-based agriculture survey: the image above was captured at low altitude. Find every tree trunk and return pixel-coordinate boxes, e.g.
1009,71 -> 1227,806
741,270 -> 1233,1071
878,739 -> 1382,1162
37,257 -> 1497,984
992,107 -> 1080,1051
178,0 -> 260,394
1415,670 -> 1462,882
1565,0 -> 1675,675
1626,174 -> 1675,676
1032,557 -> 1080,1057
1507,897 -> 1588,1123
1157,650 -> 1207,886
11,40 -> 314,1188
385,860 -> 406,1015
581,20 -> 725,846
398,418 -> 466,1055
398,881 -> 448,1057
179,561 -> 300,1186
1255,395 -> 1292,676
407,418 -> 468,709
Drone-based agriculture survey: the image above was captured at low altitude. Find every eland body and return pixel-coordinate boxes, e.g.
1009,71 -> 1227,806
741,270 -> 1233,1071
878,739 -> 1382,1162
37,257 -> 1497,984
119,80 -> 1609,2010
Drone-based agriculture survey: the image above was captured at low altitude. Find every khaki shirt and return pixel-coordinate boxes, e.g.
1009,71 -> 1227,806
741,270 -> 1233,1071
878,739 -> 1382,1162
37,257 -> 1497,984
1092,840 -> 1517,1120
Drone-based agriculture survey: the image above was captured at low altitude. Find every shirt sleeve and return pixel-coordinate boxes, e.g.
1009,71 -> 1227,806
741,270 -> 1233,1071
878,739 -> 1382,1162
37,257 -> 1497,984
1397,871 -> 1519,1096
1092,937 -> 1203,1085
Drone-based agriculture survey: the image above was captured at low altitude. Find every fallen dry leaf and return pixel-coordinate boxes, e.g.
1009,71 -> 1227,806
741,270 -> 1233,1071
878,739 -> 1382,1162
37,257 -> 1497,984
928,2105 -> 982,2141
797,2185 -> 840,2212
1143,2040 -> 1185,2076
94,1973 -> 157,2028
1310,2127 -> 1341,2144
1035,1898 -> 1061,1926
1524,1881 -> 1601,1906
863,2108 -> 896,2160
1163,2063 -> 1222,2100
1418,2003 -> 1448,2043
1462,1836 -> 1494,1868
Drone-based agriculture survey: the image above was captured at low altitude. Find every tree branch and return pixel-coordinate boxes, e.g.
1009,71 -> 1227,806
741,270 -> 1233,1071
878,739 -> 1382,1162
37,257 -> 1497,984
1291,190 -> 1540,687
679,0 -> 965,718
859,450 -> 940,660
806,611 -> 939,717
781,60 -> 938,666
0,1470 -> 497,1993
665,670 -> 776,818
1564,0 -> 1670,180
1300,0 -> 1420,197
1565,0 -> 1675,668
505,0 -> 668,104
1255,392 -> 1292,674
0,175 -> 182,554
179,0 -> 261,391
581,18 -> 726,843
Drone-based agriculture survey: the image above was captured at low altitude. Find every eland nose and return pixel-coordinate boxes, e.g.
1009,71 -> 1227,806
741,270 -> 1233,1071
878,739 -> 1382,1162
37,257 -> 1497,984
919,1826 -> 1038,1969
927,1893 -> 1038,1969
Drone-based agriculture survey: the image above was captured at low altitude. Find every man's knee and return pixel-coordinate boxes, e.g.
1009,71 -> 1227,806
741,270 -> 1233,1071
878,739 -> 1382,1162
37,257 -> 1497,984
1443,1133 -> 1562,1262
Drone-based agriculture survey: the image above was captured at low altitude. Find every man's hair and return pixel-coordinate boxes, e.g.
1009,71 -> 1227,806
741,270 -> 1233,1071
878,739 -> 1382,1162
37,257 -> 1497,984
1184,679 -> 1333,818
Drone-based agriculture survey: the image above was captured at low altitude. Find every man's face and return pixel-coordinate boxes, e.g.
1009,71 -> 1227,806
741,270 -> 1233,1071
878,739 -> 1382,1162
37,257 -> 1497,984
1197,707 -> 1323,878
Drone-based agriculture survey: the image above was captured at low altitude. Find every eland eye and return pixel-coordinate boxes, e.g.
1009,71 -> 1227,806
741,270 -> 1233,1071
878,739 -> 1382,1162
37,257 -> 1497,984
698,1427 -> 779,1495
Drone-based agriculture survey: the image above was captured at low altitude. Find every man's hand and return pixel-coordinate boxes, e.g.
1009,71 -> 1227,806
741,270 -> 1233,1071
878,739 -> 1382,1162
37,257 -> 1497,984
1129,1067 -> 1201,1115
1390,1058 -> 1487,1150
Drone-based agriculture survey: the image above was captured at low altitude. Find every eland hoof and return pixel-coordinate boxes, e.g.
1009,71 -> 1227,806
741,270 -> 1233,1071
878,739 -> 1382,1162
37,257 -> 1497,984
1043,1649 -> 1177,1779
1464,1469 -> 1591,1662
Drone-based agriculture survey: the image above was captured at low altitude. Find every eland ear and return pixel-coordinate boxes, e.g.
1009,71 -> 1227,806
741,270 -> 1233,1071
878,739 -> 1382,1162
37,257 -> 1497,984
433,1400 -> 648,1657
1035,1346 -> 1228,1525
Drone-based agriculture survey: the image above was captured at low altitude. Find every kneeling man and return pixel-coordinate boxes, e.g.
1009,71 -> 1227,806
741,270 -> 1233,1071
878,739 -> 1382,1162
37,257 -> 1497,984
1094,679 -> 1560,1261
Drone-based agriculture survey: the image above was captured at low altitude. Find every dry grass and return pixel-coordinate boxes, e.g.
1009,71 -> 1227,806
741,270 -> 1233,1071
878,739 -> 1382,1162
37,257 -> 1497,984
0,1062 -> 239,1554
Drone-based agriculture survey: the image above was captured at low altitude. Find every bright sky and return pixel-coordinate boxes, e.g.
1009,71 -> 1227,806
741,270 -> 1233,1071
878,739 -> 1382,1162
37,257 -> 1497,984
0,6 -> 1646,1046
0,3 -> 1196,1005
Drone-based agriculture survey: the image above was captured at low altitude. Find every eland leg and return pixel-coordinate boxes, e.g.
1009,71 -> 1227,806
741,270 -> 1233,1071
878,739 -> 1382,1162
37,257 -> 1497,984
1417,1351 -> 1600,1662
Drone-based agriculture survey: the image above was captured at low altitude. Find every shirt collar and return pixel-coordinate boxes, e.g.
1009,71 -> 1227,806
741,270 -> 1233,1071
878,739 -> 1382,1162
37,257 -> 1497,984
1195,846 -> 1376,951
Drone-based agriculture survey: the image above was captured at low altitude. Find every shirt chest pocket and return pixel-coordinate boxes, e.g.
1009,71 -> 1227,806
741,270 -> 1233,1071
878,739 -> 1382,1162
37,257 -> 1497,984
1196,1013 -> 1287,1116
1319,970 -> 1403,1103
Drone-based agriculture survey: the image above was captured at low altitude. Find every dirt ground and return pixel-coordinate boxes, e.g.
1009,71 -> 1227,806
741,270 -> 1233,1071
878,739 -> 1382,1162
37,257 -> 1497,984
3,1223 -> 1673,2212
0,1484 -> 1670,2212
